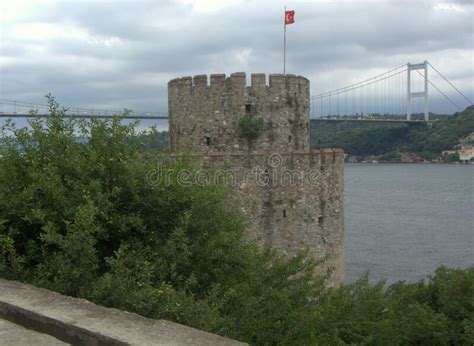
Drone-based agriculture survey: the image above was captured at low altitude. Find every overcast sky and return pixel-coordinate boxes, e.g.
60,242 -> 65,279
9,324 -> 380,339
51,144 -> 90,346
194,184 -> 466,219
0,0 -> 473,122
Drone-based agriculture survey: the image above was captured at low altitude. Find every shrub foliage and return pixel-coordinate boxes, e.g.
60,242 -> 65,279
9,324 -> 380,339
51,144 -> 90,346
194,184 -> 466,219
0,96 -> 472,345
238,116 -> 264,141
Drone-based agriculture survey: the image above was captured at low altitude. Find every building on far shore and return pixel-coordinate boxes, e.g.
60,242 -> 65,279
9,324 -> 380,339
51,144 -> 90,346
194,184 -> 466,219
458,146 -> 474,163
400,152 -> 423,163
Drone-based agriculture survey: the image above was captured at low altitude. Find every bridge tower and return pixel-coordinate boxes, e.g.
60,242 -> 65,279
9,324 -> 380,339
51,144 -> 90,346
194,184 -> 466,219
406,61 -> 429,121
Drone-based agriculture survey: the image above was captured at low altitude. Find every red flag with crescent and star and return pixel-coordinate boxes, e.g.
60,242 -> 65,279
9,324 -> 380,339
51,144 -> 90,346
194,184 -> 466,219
285,10 -> 295,25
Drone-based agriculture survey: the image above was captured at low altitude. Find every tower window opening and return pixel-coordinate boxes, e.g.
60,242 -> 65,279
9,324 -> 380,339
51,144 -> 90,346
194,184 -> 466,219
318,216 -> 324,226
283,209 -> 287,218
205,136 -> 211,146
245,104 -> 252,114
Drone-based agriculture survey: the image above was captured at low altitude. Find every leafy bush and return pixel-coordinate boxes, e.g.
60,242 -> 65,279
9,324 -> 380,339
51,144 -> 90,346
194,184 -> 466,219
313,267 -> 474,345
0,96 -> 472,344
382,148 -> 401,161
0,96 -> 324,343
238,116 -> 264,141
443,152 -> 460,163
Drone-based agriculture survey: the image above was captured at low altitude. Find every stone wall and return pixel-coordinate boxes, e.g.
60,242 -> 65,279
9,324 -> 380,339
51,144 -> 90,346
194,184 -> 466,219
168,73 -> 345,286
168,73 -> 310,153
201,149 -> 345,285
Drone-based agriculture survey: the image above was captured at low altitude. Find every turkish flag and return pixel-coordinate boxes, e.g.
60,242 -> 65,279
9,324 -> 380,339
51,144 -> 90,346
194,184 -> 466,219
285,10 -> 295,25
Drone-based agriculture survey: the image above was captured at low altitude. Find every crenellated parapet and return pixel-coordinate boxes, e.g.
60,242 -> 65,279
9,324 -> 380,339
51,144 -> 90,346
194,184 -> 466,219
168,73 -> 310,154
168,72 -> 309,90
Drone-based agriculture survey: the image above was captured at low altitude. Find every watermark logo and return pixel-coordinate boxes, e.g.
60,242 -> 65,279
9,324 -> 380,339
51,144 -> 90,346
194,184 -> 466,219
268,153 -> 284,168
146,153 -> 323,188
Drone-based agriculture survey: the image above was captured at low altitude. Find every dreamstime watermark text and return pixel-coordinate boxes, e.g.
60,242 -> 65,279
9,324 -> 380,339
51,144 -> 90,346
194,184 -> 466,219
146,153 -> 324,188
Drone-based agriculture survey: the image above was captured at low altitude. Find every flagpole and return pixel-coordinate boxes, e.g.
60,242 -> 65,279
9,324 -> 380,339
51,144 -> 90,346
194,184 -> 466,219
283,6 -> 286,75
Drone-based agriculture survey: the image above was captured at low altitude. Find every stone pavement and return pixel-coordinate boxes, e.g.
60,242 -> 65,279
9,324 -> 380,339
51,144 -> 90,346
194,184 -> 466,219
0,318 -> 68,345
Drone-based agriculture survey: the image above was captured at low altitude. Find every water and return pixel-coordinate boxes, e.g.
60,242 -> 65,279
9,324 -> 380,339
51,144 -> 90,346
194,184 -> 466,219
345,163 -> 473,284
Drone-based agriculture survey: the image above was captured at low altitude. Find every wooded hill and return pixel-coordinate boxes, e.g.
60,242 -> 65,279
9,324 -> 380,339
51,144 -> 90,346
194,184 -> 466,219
310,106 -> 474,159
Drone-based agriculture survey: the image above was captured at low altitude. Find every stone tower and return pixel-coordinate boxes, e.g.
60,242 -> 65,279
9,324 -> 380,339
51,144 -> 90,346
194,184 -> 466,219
168,73 -> 345,286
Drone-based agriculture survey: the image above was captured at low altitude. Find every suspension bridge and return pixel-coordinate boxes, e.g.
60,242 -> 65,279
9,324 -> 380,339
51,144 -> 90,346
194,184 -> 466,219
0,61 -> 472,124
311,61 -> 472,124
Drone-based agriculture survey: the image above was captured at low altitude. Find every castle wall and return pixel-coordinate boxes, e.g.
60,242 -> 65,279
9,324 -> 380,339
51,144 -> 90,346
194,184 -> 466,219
167,73 -> 345,287
168,73 -> 310,154
199,149 -> 345,286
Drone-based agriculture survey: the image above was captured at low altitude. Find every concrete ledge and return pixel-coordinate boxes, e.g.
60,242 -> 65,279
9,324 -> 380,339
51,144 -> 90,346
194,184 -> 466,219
0,279 -> 245,345
0,318 -> 67,345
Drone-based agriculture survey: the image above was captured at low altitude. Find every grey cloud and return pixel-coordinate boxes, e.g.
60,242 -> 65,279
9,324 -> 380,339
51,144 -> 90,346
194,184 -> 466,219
1,0 -> 472,115
442,0 -> 474,6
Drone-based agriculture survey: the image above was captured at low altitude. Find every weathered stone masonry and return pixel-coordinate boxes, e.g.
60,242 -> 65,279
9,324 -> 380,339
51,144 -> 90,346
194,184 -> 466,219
168,73 -> 345,286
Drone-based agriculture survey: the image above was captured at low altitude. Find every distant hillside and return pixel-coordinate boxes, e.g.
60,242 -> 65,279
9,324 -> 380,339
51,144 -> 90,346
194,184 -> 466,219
135,129 -> 169,150
311,106 -> 474,158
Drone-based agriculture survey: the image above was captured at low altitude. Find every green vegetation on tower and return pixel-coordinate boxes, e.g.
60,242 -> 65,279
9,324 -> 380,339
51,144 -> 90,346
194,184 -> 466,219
238,116 -> 265,141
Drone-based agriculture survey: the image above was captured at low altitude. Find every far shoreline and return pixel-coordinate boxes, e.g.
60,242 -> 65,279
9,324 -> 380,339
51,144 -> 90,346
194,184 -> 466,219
345,161 -> 474,165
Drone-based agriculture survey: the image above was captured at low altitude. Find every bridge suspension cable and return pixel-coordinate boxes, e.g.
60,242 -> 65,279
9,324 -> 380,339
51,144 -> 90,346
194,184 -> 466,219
428,62 -> 473,105
0,98 -> 126,116
415,70 -> 463,111
312,66 -> 409,118
311,63 -> 407,100
311,69 -> 406,100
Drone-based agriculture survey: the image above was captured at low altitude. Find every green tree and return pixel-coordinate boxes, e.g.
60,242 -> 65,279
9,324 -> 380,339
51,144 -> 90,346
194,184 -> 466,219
0,96 -> 472,344
443,152 -> 460,162
382,148 -> 401,161
311,106 -> 474,159
0,95 -> 323,343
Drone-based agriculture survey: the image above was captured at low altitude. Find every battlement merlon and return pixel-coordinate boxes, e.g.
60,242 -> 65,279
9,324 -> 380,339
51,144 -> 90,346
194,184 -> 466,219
167,73 -> 309,91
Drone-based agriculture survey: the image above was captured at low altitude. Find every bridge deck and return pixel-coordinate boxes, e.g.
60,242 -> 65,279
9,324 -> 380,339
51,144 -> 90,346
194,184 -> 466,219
0,113 -> 433,124
0,113 -> 168,120
311,118 -> 433,125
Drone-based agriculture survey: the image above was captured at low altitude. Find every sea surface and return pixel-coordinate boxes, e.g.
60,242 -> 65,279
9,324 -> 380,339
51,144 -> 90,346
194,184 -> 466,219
345,163 -> 473,284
